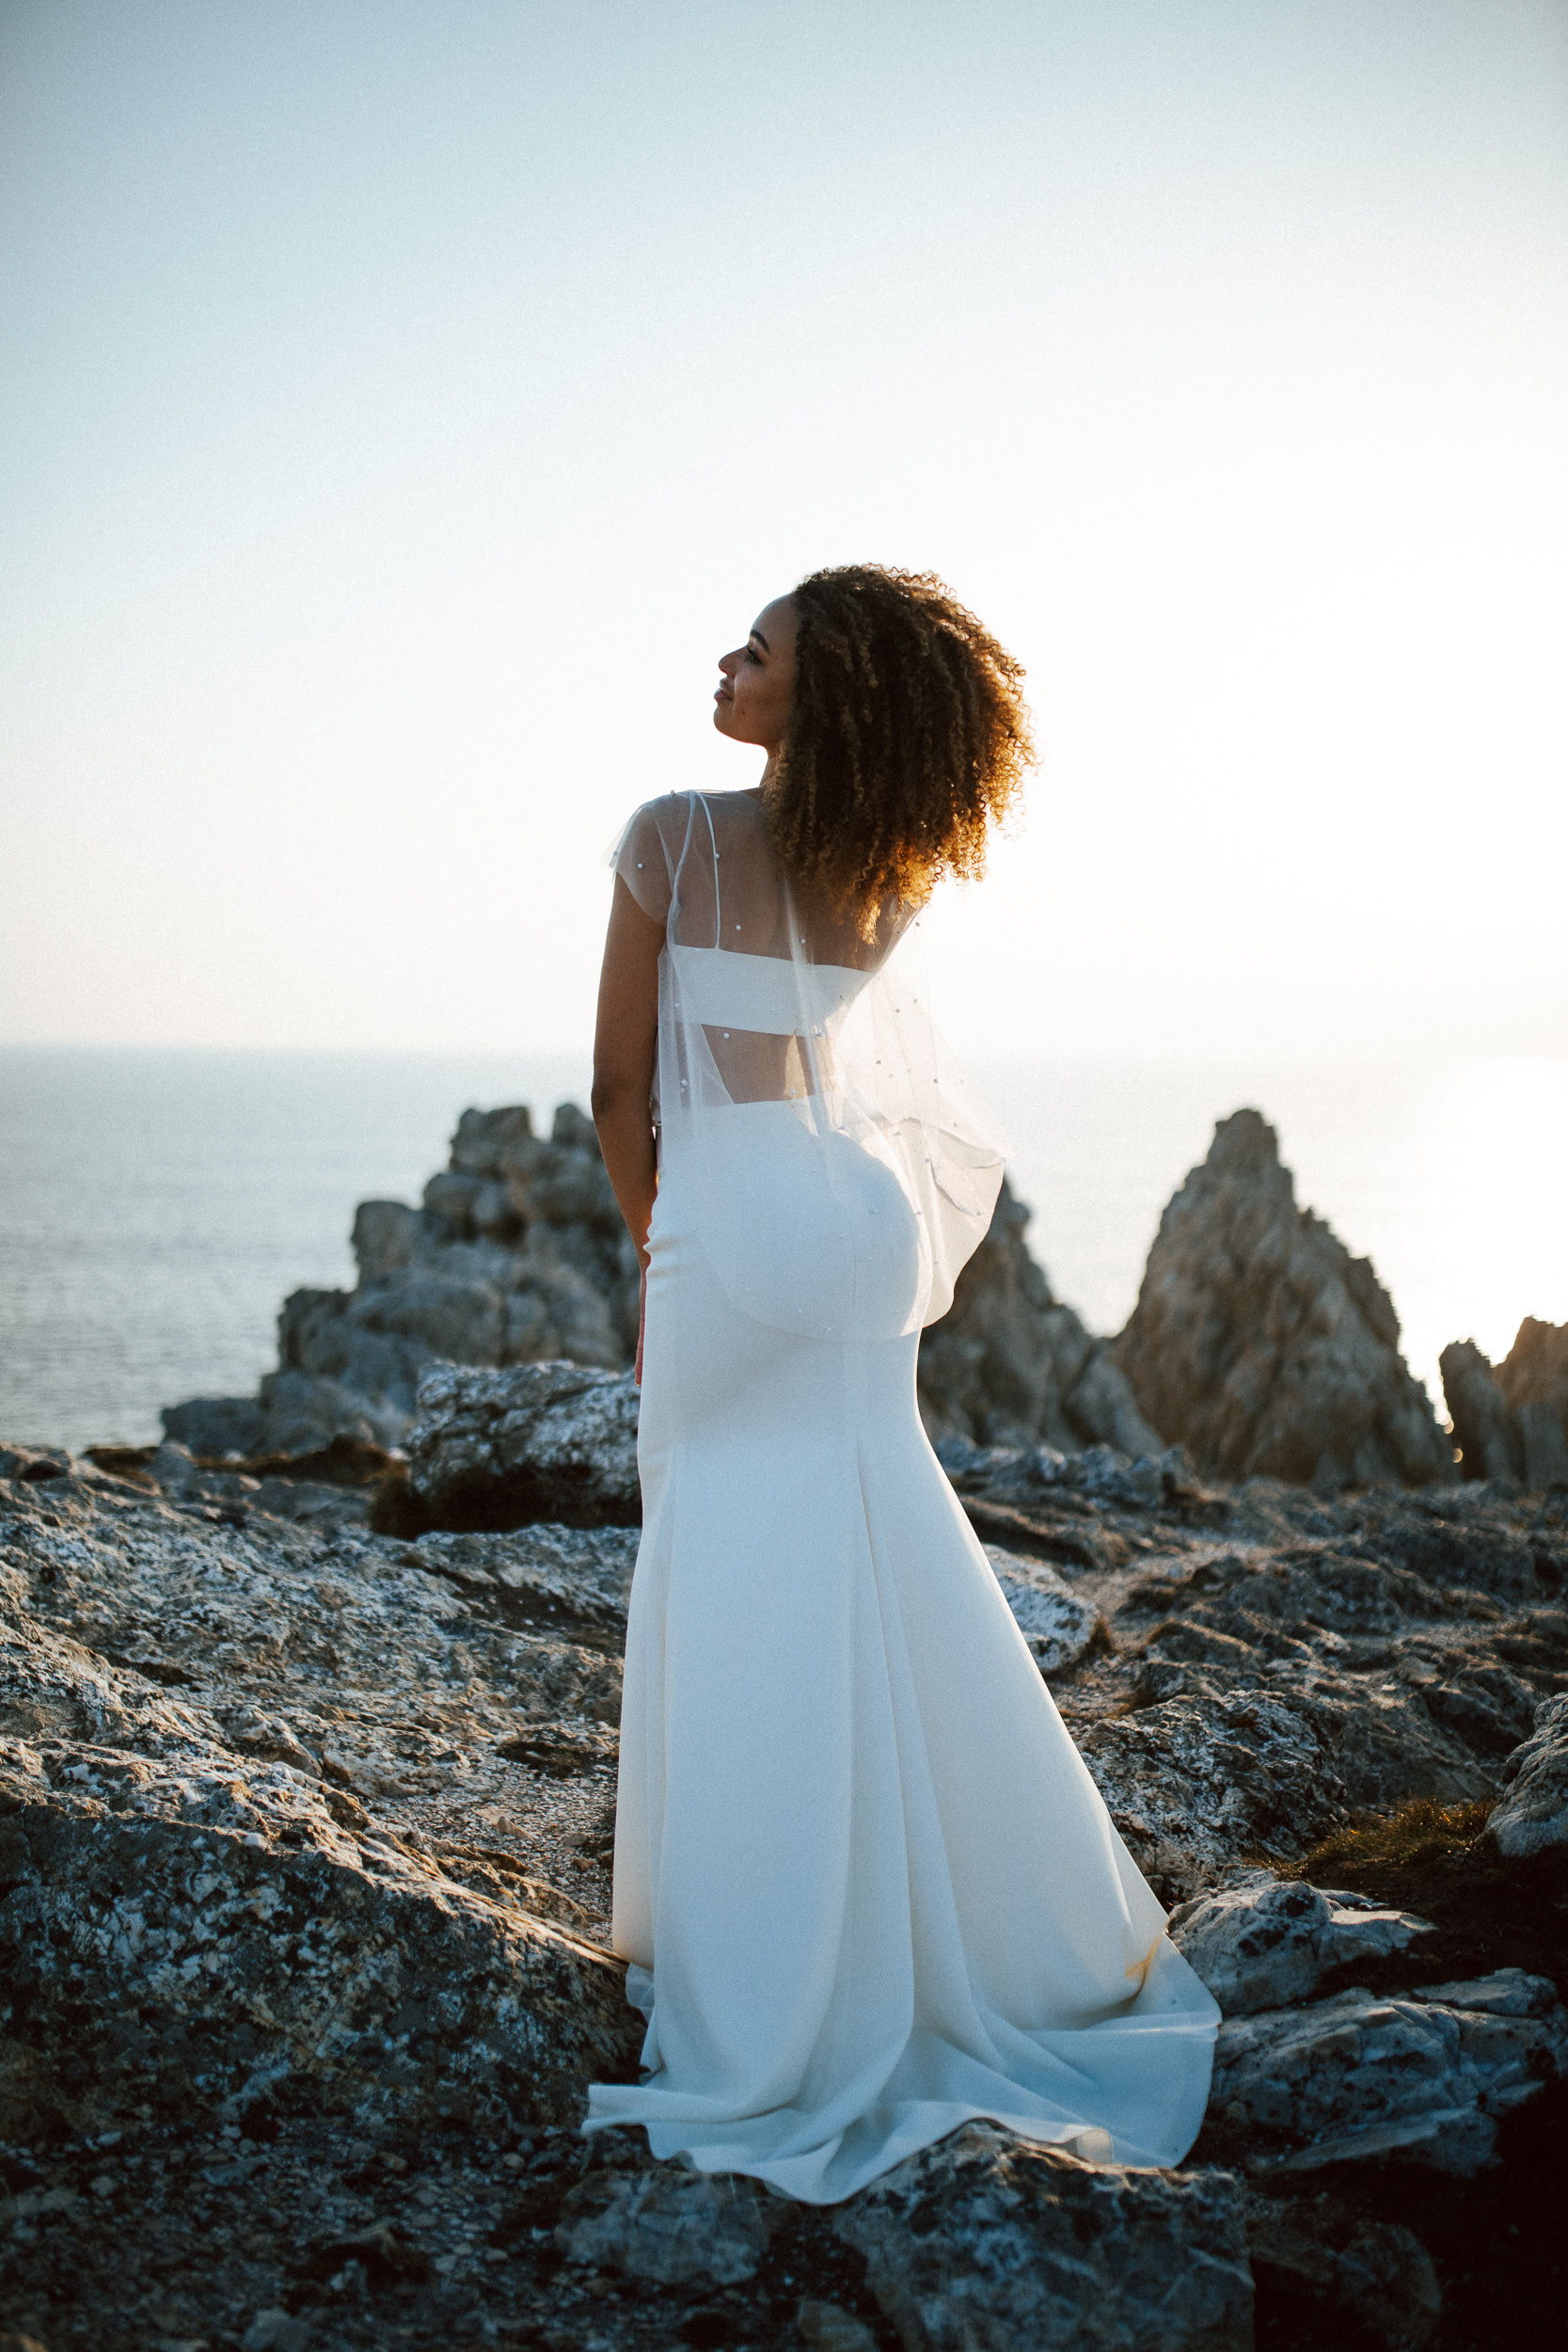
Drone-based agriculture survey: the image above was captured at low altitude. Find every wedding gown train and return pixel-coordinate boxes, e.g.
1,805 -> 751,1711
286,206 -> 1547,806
583,791 -> 1218,2203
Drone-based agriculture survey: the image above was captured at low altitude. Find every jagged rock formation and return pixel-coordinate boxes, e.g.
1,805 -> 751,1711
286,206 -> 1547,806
555,2122 -> 1256,2347
1205,1969 -> 1568,2179
164,1104 -> 641,1462
406,1361 -> 642,1531
1443,1318 -> 1568,1487
1489,1692 -> 1568,1857
914,1177 -> 1163,1454
1168,1871 -> 1433,2017
164,1096 -> 1513,1500
938,1438 -> 1567,1900
163,1115 -> 1161,1470
4,1436 -> 1567,2346
1113,1109 -> 1456,1489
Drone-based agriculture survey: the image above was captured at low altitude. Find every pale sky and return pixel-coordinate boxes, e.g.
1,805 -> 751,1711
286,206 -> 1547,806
2,0 -> 1564,1060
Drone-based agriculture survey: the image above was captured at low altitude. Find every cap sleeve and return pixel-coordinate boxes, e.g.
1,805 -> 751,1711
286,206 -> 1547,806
605,799 -> 679,925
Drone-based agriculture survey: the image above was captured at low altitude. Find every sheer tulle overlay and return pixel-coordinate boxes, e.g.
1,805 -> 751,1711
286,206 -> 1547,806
584,792 -> 1218,2202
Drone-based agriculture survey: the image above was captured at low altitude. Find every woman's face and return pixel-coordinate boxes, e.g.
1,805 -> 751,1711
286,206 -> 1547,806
714,596 -> 798,754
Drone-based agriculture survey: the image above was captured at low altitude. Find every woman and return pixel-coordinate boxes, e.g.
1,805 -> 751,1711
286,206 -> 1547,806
586,564 -> 1217,2203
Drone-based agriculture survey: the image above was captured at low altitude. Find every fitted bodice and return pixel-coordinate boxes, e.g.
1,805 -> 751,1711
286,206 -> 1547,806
666,944 -> 874,1037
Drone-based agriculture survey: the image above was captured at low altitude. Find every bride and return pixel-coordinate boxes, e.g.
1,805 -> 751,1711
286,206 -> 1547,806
585,564 -> 1217,2203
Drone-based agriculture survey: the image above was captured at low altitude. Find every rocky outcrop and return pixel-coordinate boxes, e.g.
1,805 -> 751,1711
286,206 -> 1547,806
941,1439 -> 1568,1901
557,2122 -> 1256,2351
1206,1969 -> 1568,2178
983,1544 -> 1101,1677
1439,1339 -> 1523,1484
832,2124 -> 1254,2351
1489,1692 -> 1568,1856
163,1104 -> 641,1463
1443,1317 -> 1568,1487
1113,1109 -> 1456,1490
1165,1872 -> 1568,2169
0,1729 -> 636,2147
404,1360 -> 642,1530
4,1438 -> 1567,2348
163,1095 -> 1491,1500
0,1565 -> 641,2153
1169,1871 -> 1433,2017
916,1177 -> 1163,1454
163,1119 -> 1164,1472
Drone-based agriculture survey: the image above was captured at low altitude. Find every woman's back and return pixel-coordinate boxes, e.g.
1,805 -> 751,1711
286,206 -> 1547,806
611,786 -> 1007,1341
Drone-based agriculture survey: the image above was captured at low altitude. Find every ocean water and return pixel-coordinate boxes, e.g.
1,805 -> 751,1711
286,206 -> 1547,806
2,1046 -> 1564,1454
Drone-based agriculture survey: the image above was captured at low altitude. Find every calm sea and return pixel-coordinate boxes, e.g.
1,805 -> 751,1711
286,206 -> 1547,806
2,1046 -> 1564,1454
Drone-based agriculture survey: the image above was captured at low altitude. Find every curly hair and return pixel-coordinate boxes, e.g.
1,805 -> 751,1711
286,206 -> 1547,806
767,564 -> 1032,930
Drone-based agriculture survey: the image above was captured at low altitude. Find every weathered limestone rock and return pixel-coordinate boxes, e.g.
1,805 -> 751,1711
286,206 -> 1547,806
930,1460 -> 1568,1902
0,1585 -> 639,2144
1077,1688 -> 1354,1902
1443,1318 -> 1568,1488
406,1361 -> 642,1529
3,1421 -> 1568,2343
832,2122 -> 1255,2351
407,1522 -> 640,1641
556,2162 -> 783,2285
1206,1970 -> 1568,2177
1488,1692 -> 1568,1856
7,1443 -> 1564,2349
983,1544 -> 1101,1677
1439,1339 -> 1524,1484
0,1735 -> 636,2144
0,1453 -> 637,1967
557,2122 -> 1255,2349
917,1178 -> 1164,1454
1169,1872 -> 1433,2017
1113,1110 -> 1455,1489
162,1104 -> 641,1462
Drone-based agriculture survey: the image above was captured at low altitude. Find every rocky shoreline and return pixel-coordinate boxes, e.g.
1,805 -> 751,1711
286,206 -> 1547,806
4,1102 -> 1568,2350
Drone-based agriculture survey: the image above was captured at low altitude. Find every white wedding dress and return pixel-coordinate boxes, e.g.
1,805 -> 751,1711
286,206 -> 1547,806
584,789 -> 1218,2203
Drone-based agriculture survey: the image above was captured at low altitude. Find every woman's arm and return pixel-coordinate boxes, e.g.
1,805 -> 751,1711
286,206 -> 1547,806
591,875 -> 664,1373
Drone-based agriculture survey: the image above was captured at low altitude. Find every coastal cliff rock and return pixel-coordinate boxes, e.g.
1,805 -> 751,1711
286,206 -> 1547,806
4,1438 -> 1567,2347
1488,1692 -> 1568,1857
1204,1969 -> 1568,2179
1442,1318 -> 1568,1488
938,1438 -> 1568,1899
163,1096 -> 1490,1500
1113,1110 -> 1456,1490
830,2124 -> 1254,2350
552,2122 -> 1257,2349
914,1177 -> 1162,1454
1167,1871 -> 1433,2018
164,1104 -> 641,1464
163,1111 -> 1164,1474
406,1361 -> 642,1531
